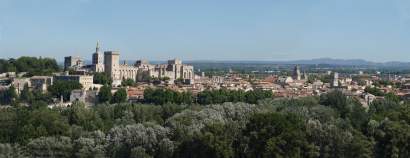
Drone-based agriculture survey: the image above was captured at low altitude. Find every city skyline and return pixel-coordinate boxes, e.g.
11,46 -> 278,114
1,0 -> 410,62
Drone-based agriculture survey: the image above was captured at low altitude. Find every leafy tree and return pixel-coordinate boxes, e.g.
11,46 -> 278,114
116,110 -> 136,125
48,80 -> 82,101
374,120 -> 410,158
245,89 -> 273,104
175,123 -> 235,158
346,100 -> 369,130
27,136 -> 73,158
19,108 -> 70,143
130,146 -> 152,158
0,143 -> 27,157
0,108 -> 19,143
369,100 -> 401,121
93,72 -> 112,85
106,123 -> 173,158
0,59 -> 17,72
197,89 -> 272,105
64,102 -> 104,131
306,119 -> 374,158
364,86 -> 385,96
174,91 -> 193,104
320,91 -> 349,116
19,84 -> 33,103
144,88 -> 192,105
385,92 -> 401,103
0,57 -> 59,76
98,85 -> 112,103
0,85 -> 17,105
196,90 -> 214,105
345,130 -> 375,158
122,78 -> 135,86
111,88 -> 127,104
241,112 -> 318,158
28,90 -> 53,104
73,131 -> 107,158
0,89 -> 409,158
397,104 -> 410,124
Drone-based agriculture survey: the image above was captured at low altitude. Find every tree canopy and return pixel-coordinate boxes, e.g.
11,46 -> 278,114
0,57 -> 60,76
0,91 -> 408,157
48,80 -> 82,101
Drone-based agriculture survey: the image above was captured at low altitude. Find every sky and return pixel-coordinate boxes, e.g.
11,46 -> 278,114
0,0 -> 410,62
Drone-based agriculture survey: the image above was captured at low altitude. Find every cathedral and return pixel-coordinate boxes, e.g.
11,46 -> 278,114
64,42 -> 194,85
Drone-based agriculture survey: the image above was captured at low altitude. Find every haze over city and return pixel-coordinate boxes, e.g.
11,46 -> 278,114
1,0 -> 410,62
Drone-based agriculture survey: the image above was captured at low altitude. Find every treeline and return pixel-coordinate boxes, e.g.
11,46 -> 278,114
97,85 -> 128,104
0,91 -> 409,157
144,88 -> 193,105
1,84 -> 273,107
143,88 -> 273,105
197,89 -> 273,104
0,57 -> 60,76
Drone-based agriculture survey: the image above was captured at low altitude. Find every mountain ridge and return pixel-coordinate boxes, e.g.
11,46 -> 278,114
183,58 -> 410,67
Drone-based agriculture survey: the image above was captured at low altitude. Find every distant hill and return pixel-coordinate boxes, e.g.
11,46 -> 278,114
185,58 -> 410,67
283,58 -> 376,66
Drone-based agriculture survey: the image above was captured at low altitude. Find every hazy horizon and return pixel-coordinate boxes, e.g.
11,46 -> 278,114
1,0 -> 410,62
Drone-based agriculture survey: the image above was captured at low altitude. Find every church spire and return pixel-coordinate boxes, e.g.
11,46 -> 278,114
96,41 -> 100,53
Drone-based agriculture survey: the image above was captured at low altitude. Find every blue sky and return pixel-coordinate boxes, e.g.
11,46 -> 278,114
0,0 -> 410,62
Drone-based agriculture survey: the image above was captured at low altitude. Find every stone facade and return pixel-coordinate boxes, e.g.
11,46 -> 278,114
30,76 -> 53,92
104,51 -> 121,81
103,51 -> 194,85
65,42 -> 195,85
12,78 -> 30,94
91,42 -> 105,72
64,56 -> 83,70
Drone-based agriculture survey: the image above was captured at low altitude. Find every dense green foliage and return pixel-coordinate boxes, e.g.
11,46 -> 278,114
365,86 -> 385,96
48,80 -> 82,101
0,91 -> 408,157
98,85 -> 112,103
2,84 -> 53,106
121,78 -> 136,87
0,57 -> 59,76
97,86 -> 128,104
0,86 -> 17,105
111,88 -> 127,104
144,88 -> 193,105
197,89 -> 273,104
144,88 -> 272,105
93,72 -> 112,85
